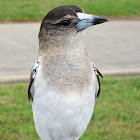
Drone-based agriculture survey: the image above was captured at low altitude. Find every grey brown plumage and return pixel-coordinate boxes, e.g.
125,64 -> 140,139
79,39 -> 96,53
28,5 -> 107,140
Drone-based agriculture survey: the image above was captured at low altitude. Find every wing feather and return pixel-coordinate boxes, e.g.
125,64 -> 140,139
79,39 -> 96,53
93,63 -> 103,98
28,58 -> 40,101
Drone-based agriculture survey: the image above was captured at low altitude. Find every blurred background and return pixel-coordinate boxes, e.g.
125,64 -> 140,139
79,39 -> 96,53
0,0 -> 140,140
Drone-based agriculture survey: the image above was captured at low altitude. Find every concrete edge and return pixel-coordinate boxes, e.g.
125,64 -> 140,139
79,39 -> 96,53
101,69 -> 140,77
0,69 -> 140,84
0,75 -> 29,85
0,17 -> 140,24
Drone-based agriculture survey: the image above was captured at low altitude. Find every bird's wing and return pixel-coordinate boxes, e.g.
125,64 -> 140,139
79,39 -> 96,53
93,63 -> 103,98
28,58 -> 40,102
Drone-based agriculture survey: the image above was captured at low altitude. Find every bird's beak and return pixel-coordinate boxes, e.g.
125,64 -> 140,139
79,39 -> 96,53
76,12 -> 108,32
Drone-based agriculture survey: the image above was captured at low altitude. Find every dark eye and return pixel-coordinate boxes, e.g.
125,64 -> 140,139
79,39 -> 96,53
62,20 -> 70,26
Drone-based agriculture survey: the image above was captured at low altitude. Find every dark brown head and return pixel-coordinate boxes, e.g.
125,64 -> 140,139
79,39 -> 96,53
38,5 -> 108,53
43,6 -> 83,21
39,6 -> 82,38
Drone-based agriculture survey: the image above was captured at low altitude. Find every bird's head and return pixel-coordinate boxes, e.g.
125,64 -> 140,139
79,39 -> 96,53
38,5 -> 108,54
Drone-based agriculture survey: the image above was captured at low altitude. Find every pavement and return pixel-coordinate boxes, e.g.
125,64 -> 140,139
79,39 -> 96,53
0,20 -> 140,83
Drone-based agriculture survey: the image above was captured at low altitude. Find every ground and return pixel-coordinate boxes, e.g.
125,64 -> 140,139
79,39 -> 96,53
0,1 -> 140,140
0,0 -> 140,21
0,77 -> 140,140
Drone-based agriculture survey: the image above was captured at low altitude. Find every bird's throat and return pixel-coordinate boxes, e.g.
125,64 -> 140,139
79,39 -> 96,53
41,44 -> 93,94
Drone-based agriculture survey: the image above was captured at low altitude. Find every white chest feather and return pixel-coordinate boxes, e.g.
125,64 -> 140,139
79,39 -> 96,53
32,65 -> 97,140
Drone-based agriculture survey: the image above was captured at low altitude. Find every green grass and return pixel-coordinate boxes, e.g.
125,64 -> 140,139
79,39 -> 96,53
0,77 -> 140,140
0,0 -> 140,21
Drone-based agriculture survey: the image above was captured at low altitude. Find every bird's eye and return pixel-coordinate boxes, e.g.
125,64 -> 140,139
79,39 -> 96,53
62,20 -> 70,26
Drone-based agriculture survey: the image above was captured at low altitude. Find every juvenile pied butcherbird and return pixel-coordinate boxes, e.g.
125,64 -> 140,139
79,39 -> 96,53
28,5 -> 107,140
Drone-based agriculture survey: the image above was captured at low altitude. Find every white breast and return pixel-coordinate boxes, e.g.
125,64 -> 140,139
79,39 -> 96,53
32,65 -> 97,140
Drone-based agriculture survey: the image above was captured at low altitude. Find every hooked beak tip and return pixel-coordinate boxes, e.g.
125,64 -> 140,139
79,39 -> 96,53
92,16 -> 108,25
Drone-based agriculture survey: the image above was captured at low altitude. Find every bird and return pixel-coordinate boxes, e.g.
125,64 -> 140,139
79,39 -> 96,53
28,5 -> 107,140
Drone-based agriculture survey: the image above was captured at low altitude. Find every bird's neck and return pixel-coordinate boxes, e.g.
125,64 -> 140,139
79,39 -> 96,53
41,41 -> 93,94
39,32 -> 85,55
